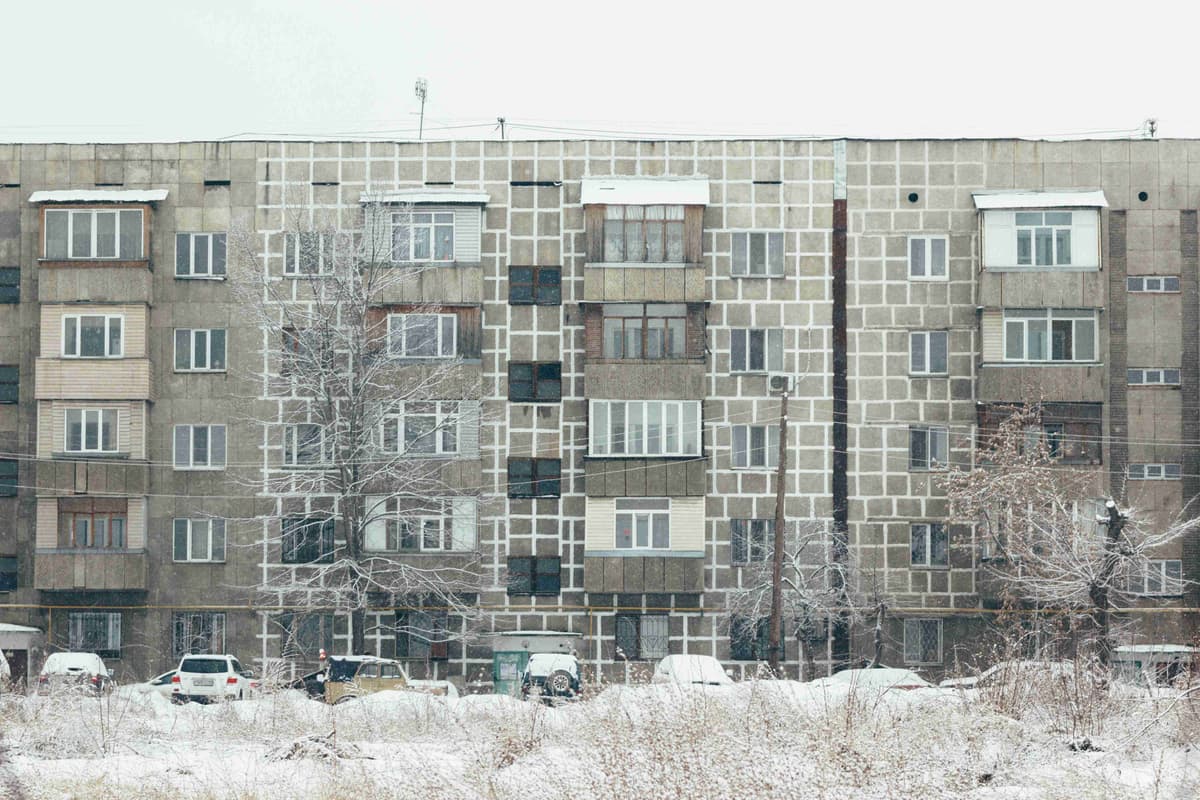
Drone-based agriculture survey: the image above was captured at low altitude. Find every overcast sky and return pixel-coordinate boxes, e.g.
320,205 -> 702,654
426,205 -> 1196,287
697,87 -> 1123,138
3,0 -> 1195,142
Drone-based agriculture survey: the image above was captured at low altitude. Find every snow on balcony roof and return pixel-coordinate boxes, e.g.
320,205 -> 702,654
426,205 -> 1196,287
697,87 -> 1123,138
581,176 -> 710,205
28,189 -> 169,203
0,623 -> 42,633
972,190 -> 1108,210
360,189 -> 490,205
1115,644 -> 1198,654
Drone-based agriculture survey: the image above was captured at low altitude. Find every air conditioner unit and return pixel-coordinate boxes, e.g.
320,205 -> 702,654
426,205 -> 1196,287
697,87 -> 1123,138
767,373 -> 793,394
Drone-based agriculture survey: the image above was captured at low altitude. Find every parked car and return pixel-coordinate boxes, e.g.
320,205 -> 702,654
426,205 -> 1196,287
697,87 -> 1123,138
652,654 -> 734,686
37,652 -> 114,695
939,660 -> 1077,691
309,655 -> 457,703
133,670 -> 177,699
171,655 -> 257,703
809,666 -> 933,692
520,653 -> 582,702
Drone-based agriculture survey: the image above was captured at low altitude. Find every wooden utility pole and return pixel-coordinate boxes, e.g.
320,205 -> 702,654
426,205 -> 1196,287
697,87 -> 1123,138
1092,499 -> 1127,666
768,386 -> 789,675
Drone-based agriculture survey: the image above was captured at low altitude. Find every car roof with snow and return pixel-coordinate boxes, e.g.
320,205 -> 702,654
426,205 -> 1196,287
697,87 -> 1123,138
827,667 -> 930,687
523,653 -> 579,676
42,652 -> 106,673
654,654 -> 732,685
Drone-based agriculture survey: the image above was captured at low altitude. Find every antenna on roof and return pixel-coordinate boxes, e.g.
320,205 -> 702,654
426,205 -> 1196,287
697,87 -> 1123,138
1143,118 -> 1158,139
414,79 -> 429,140
497,117 -> 506,140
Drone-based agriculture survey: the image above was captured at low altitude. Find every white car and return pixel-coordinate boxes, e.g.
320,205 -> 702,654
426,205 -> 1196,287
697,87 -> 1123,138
37,652 -> 114,695
652,654 -> 734,686
809,667 -> 933,692
135,670 -> 177,699
171,655 -> 256,703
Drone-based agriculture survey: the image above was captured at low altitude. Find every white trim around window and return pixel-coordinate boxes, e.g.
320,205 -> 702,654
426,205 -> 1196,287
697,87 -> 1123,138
730,328 -> 783,373
909,426 -> 949,471
908,236 -> 948,280
1127,463 -> 1182,480
1128,368 -> 1181,386
1002,309 -> 1097,363
731,232 -> 784,277
364,496 -> 477,552
391,211 -> 455,263
284,423 -> 328,467
1131,559 -> 1184,596
387,313 -> 457,358
172,518 -> 227,563
615,497 -> 671,550
381,401 -> 461,456
62,314 -> 124,358
173,424 -> 227,470
176,233 -> 227,278
589,400 -> 702,457
65,408 -> 118,454
909,331 -> 948,375
731,424 -> 779,469
174,328 -> 227,372
44,208 -> 144,260
1127,276 -> 1180,293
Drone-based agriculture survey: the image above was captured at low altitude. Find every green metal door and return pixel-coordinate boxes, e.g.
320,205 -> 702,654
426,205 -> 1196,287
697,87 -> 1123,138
493,651 -> 529,696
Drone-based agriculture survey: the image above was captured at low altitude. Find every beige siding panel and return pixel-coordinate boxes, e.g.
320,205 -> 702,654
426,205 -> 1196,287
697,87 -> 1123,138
40,304 -> 148,358
35,358 -> 153,400
37,401 -> 52,460
127,497 -> 146,550
36,498 -> 57,549
584,496 -> 616,551
454,206 -> 482,263
981,311 -> 1004,363
670,497 -> 706,552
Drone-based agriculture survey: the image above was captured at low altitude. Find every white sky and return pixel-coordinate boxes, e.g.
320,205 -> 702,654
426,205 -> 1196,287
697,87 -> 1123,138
3,0 -> 1196,142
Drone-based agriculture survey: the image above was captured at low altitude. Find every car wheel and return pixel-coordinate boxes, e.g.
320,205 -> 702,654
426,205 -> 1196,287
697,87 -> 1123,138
545,670 -> 574,697
333,695 -> 355,705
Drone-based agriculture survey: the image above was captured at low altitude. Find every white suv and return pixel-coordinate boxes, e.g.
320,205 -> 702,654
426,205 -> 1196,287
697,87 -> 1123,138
171,655 -> 255,703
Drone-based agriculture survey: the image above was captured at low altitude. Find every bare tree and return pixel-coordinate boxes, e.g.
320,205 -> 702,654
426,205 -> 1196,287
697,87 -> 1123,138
727,520 -> 871,679
943,404 -> 1199,665
230,197 -> 487,657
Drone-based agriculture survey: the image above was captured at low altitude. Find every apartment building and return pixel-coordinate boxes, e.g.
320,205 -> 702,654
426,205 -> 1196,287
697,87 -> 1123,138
0,138 -> 1195,684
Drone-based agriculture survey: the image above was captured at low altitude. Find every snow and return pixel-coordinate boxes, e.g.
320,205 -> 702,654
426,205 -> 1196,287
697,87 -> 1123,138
28,189 -> 169,203
1117,644 -> 1198,654
359,189 -> 490,205
2,678 -> 1198,798
580,176 -> 710,205
40,652 -> 106,674
651,654 -> 733,686
972,189 -> 1108,209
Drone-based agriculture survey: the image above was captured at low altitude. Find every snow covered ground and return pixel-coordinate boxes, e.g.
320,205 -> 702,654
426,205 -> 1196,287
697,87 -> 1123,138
0,680 -> 1197,799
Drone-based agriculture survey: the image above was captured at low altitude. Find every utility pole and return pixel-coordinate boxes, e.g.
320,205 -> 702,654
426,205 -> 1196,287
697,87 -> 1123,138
414,78 -> 428,140
497,117 -> 506,140
768,383 -> 790,676
1092,499 -> 1128,666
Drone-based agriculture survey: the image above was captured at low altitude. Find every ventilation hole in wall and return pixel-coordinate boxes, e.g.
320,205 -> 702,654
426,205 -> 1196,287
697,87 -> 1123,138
0,184 -> 19,189
510,181 -> 562,187
311,181 -> 339,187
908,192 -> 919,203
1138,191 -> 1149,202
203,180 -> 231,187
752,180 -> 782,185
424,181 -> 454,186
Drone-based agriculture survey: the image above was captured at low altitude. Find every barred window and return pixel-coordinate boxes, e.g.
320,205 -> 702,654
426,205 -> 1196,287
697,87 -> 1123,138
69,611 -> 121,659
615,614 -> 668,660
172,612 -> 226,660
903,618 -> 942,665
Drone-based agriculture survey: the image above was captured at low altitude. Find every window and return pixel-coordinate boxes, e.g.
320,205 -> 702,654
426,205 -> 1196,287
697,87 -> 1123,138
172,518 -> 227,563
284,423 -> 327,466
731,519 -> 775,564
59,500 -> 126,549
1127,463 -> 1183,480
364,496 -> 477,552
176,233 -> 227,278
615,498 -> 670,550
1127,276 -> 1181,293
730,616 -> 774,661
509,362 -> 562,402
0,556 -> 15,591
602,304 -> 688,360
65,409 -> 118,453
903,619 -> 942,665
277,613 -> 335,659
392,212 -> 454,262
730,328 -> 783,373
590,400 -> 702,457
910,331 -> 948,375
1016,211 -> 1073,266
172,424 -> 226,469
396,609 -> 448,660
603,205 -> 685,262
387,313 -> 457,358
63,315 -> 123,358
0,459 -> 17,497
1131,560 -> 1184,596
1128,368 -> 1181,386
615,614 -> 668,660
507,458 -> 561,498
281,517 -> 335,563
978,403 -> 1102,465
731,424 -> 780,469
45,209 -> 143,260
0,366 -> 17,403
1003,309 -> 1097,362
68,612 -> 121,659
910,523 -> 948,568
172,612 -> 226,659
0,268 -> 17,304
909,426 -> 949,471
908,236 -> 948,280
509,266 -> 561,305
381,402 -> 461,456
731,232 -> 784,277
174,328 -> 227,371
507,556 -> 562,595
284,232 -> 339,275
